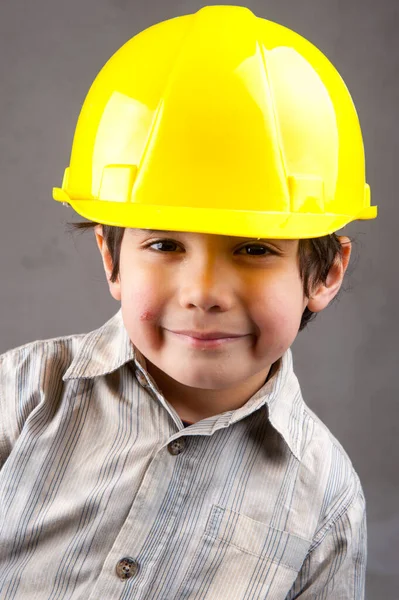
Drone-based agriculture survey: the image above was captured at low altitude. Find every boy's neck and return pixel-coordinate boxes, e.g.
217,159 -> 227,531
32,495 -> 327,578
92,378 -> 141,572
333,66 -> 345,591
145,359 -> 278,425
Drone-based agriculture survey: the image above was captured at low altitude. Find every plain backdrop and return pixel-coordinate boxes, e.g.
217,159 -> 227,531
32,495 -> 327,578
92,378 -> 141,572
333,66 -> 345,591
0,0 -> 397,598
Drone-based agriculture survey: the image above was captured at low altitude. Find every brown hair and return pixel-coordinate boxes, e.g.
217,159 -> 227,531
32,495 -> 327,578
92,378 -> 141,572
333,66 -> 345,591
66,221 -> 353,332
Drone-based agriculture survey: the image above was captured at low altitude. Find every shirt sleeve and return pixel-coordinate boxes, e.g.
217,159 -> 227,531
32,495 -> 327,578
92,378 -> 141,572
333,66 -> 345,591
0,343 -> 43,469
286,483 -> 367,599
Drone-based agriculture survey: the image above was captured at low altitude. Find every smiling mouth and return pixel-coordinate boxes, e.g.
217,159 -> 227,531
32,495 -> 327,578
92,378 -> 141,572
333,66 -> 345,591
168,330 -> 248,348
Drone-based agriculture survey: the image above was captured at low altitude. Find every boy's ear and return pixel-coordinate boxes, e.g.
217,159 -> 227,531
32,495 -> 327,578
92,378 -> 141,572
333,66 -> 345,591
306,236 -> 352,313
94,225 -> 121,301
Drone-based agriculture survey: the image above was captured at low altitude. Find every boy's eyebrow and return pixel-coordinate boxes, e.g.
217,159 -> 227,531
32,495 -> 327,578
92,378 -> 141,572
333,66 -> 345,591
132,229 -> 285,243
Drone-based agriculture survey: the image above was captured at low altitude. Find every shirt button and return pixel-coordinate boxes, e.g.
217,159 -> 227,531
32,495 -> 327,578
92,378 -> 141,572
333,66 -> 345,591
135,369 -> 149,387
115,557 -> 139,580
168,438 -> 186,455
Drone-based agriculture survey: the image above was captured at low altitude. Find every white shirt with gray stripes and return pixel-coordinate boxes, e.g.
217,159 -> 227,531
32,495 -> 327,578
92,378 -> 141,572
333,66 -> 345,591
0,309 -> 366,599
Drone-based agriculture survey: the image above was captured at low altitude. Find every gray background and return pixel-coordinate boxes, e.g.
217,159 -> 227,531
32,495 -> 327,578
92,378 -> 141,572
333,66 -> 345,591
0,0 -> 397,597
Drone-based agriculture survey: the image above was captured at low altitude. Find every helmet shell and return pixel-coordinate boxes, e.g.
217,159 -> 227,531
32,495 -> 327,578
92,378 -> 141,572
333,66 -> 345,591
53,5 -> 377,238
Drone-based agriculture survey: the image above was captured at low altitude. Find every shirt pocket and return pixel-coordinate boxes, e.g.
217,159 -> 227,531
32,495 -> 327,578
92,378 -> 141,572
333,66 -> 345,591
176,504 -> 312,600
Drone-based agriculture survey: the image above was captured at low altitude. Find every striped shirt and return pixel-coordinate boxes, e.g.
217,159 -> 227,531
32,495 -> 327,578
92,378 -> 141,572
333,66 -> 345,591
0,308 -> 367,599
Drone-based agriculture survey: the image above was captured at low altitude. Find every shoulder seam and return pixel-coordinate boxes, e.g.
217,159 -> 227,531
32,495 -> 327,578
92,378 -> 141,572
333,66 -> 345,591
0,332 -> 87,363
302,405 -> 355,465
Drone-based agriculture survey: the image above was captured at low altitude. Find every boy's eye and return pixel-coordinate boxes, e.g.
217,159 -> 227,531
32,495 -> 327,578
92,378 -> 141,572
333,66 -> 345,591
146,240 -> 181,253
144,239 -> 275,256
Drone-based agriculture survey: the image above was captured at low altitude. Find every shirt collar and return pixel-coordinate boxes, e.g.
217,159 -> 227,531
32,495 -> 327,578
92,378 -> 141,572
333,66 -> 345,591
63,308 -> 303,461
62,308 -> 138,381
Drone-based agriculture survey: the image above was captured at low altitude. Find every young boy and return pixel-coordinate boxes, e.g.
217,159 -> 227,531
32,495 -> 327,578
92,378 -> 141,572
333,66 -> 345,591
0,5 -> 377,599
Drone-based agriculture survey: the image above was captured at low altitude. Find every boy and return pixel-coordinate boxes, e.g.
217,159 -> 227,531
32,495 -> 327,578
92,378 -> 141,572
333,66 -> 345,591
0,5 -> 377,599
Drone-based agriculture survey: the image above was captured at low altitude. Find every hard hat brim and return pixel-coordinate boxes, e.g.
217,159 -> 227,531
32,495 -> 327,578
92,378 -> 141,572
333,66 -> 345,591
54,191 -> 377,239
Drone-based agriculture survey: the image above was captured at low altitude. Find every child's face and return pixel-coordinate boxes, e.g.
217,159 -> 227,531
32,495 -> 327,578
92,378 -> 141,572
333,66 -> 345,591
95,227 -> 350,413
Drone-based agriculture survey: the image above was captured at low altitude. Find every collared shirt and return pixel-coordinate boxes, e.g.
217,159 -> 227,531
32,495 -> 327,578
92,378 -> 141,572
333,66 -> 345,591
0,309 -> 367,599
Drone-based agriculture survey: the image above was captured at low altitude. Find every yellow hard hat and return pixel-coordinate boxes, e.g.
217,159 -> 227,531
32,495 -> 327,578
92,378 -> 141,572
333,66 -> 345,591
53,5 -> 377,239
